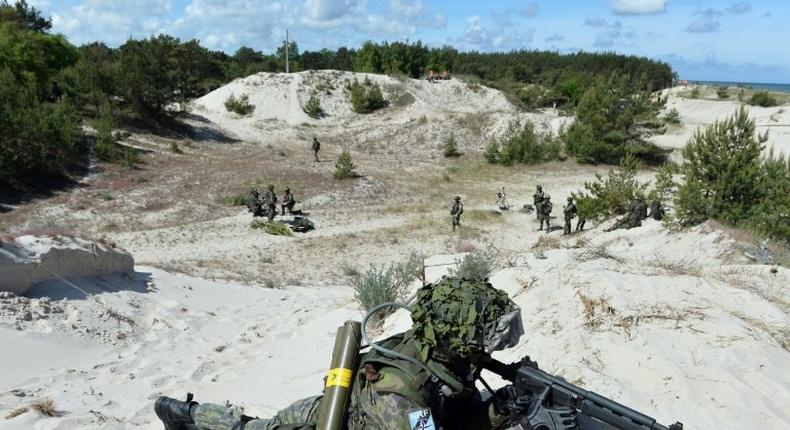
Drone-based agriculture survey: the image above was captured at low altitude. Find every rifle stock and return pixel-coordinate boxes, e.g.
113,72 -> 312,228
482,357 -> 683,430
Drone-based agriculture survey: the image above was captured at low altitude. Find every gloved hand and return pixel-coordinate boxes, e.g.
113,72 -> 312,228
493,385 -> 531,416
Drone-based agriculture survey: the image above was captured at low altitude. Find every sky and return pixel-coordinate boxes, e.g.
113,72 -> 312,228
27,0 -> 790,84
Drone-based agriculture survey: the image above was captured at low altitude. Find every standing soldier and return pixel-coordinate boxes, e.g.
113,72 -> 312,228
539,194 -> 553,231
281,187 -> 296,215
533,185 -> 544,220
563,196 -> 577,235
264,184 -> 278,222
450,196 -> 464,231
311,137 -> 321,162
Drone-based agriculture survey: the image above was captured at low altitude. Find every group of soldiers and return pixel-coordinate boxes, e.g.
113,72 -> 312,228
245,184 -> 297,221
450,185 -> 664,235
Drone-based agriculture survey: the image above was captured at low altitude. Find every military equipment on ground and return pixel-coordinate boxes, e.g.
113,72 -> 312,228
496,187 -> 511,211
317,321 -> 362,430
482,356 -> 683,430
286,216 -> 315,233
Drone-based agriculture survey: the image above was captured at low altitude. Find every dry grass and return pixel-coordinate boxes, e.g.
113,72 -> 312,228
31,398 -> 60,417
5,406 -> 28,419
731,312 -> 790,352
576,242 -> 624,263
532,235 -> 561,251
648,256 -> 704,277
577,292 -> 616,329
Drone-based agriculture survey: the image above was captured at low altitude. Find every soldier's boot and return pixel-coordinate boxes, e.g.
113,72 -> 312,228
155,393 -> 198,430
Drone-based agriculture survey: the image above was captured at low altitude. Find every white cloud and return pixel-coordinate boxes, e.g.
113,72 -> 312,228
303,0 -> 361,21
545,34 -> 564,42
687,9 -> 722,33
608,0 -> 666,16
460,15 -> 533,50
726,2 -> 751,15
520,2 -> 539,18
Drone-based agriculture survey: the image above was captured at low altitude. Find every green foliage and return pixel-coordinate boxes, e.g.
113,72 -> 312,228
489,119 -> 561,165
565,75 -> 668,165
574,153 -> 650,220
302,92 -> 323,118
663,108 -> 681,125
93,101 -> 119,161
484,140 -> 501,164
450,251 -> 494,280
648,162 -> 679,201
224,93 -> 254,115
748,91 -> 778,107
443,134 -> 460,158
250,220 -> 293,236
347,77 -> 387,113
169,141 -> 182,154
675,108 -> 787,239
0,1 -> 52,33
352,251 -> 424,314
333,150 -> 358,180
225,193 -> 246,206
689,87 -> 701,99
716,86 -> 730,99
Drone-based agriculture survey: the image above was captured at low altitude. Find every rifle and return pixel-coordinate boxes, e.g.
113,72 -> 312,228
482,357 -> 683,430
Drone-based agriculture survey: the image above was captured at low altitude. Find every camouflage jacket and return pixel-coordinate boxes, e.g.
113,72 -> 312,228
564,203 -> 577,219
283,192 -> 295,205
450,202 -> 463,216
264,190 -> 278,206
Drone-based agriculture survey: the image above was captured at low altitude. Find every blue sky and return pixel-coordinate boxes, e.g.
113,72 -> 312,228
29,0 -> 790,83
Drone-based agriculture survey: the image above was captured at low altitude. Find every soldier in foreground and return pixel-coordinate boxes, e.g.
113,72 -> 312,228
450,195 -> 464,231
282,187 -> 296,215
155,278 -> 529,430
605,196 -> 648,232
245,189 -> 264,218
312,137 -> 321,162
533,185 -> 544,220
264,184 -> 278,222
563,196 -> 577,235
538,195 -> 552,231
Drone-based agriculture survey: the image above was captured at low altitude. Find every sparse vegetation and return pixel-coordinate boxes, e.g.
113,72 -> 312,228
347,77 -> 387,114
225,193 -> 246,206
30,398 -> 59,417
571,153 -> 649,220
250,220 -> 293,236
169,141 -> 183,153
450,251 -> 494,280
716,86 -> 730,99
486,119 -> 561,165
443,134 -> 461,158
302,91 -> 323,118
224,93 -> 254,115
689,87 -> 701,99
663,108 -> 681,125
333,150 -> 358,179
748,91 -> 778,107
352,251 -> 424,316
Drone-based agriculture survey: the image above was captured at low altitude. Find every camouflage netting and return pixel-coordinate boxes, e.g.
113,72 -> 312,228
411,277 -> 523,358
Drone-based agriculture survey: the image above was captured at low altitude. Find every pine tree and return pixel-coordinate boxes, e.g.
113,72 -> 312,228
334,150 -> 358,180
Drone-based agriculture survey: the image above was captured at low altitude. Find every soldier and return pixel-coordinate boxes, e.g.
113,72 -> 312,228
155,277 -> 529,430
281,188 -> 296,215
649,199 -> 665,221
604,196 -> 648,232
533,185 -> 544,220
264,184 -> 278,222
538,195 -> 552,232
311,137 -> 321,162
563,196 -> 577,235
245,189 -> 264,218
450,196 -> 464,231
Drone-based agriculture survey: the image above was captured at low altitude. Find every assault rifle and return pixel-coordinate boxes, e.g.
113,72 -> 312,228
482,356 -> 683,430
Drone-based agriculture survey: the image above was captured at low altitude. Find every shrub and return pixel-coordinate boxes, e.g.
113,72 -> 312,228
169,141 -> 183,153
251,220 -> 293,236
94,102 -> 120,161
303,92 -> 323,118
347,78 -> 387,114
224,93 -> 255,115
663,108 -> 681,125
716,86 -> 730,99
489,119 -> 561,165
450,251 -> 494,280
689,87 -> 701,99
484,140 -> 501,164
333,150 -> 358,179
443,134 -> 460,158
574,153 -> 649,220
748,91 -> 778,107
352,252 -> 424,315
747,151 -> 790,240
648,162 -> 679,201
225,193 -> 246,206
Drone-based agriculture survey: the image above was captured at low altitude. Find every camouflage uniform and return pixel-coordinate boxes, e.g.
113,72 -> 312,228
533,186 -> 544,220
649,200 -> 665,221
450,196 -> 463,231
605,198 -> 648,232
282,189 -> 296,215
538,195 -> 552,231
264,185 -> 278,222
246,190 -> 264,218
312,138 -> 321,162
563,197 -> 577,235
160,278 -> 527,430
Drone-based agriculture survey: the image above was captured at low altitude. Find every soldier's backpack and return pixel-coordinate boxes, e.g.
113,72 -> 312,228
290,216 -> 315,233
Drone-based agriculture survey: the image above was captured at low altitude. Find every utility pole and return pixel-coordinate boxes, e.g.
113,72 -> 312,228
285,29 -> 290,73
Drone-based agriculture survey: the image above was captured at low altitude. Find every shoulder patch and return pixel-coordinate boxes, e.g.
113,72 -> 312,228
407,408 -> 436,430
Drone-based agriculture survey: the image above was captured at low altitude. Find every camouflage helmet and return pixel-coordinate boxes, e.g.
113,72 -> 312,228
454,195 -> 461,201
411,277 -> 523,360
536,185 -> 543,191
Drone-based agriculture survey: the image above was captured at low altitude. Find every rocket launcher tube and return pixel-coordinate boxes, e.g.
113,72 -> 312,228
317,320 -> 362,430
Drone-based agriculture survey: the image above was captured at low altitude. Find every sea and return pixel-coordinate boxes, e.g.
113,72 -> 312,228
689,80 -> 790,94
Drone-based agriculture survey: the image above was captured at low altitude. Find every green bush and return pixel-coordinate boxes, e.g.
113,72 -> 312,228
564,75 -> 668,165
648,162 -> 678,202
333,150 -> 358,180
251,220 -> 293,236
663,108 -> 681,125
224,93 -> 254,115
225,193 -> 246,206
443,134 -> 460,158
303,92 -> 323,118
488,119 -> 561,165
716,86 -> 730,99
574,153 -> 649,220
169,141 -> 182,153
689,87 -> 701,99
347,78 -> 387,114
450,251 -> 493,280
675,108 -> 788,240
352,251 -> 423,315
748,91 -> 778,107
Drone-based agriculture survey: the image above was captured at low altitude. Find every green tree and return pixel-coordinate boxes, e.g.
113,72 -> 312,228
118,35 -> 180,113
675,107 -> 768,226
0,0 -> 51,33
334,150 -> 358,179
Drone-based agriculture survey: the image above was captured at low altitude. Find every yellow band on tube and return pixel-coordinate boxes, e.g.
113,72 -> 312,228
325,368 -> 353,388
